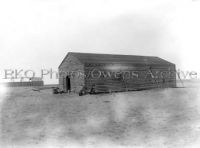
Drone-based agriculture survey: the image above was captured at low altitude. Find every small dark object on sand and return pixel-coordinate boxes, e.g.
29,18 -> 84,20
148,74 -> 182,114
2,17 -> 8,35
53,87 -> 59,94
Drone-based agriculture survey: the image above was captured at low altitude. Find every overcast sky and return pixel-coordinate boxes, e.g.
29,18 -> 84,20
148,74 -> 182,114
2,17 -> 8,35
0,0 -> 200,84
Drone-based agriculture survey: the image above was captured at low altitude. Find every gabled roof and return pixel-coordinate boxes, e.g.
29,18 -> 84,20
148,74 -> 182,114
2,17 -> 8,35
59,52 -> 175,68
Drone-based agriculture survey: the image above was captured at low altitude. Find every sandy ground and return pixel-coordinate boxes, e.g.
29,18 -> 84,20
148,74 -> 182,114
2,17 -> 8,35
1,81 -> 200,148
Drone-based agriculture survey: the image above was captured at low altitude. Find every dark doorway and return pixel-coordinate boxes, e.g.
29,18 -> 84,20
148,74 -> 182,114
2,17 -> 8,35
66,76 -> 71,91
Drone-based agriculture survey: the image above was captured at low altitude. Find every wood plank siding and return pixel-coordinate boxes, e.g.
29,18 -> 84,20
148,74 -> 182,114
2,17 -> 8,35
59,54 -> 84,93
59,52 -> 176,94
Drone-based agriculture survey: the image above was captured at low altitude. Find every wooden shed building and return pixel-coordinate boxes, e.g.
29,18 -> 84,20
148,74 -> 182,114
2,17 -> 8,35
59,52 -> 176,94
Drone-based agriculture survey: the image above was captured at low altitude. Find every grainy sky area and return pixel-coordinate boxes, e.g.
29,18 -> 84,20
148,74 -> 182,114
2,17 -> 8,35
0,0 -> 200,84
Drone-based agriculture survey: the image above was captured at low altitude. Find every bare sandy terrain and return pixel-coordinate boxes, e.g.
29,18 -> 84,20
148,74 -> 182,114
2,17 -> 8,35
1,81 -> 200,148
